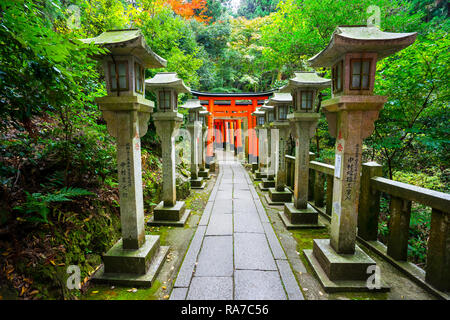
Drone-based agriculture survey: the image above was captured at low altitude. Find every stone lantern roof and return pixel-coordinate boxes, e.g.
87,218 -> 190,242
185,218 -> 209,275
180,99 -> 203,111
259,104 -> 274,112
266,92 -> 292,106
252,108 -> 265,116
80,29 -> 167,68
145,72 -> 190,93
280,72 -> 331,92
308,25 -> 417,67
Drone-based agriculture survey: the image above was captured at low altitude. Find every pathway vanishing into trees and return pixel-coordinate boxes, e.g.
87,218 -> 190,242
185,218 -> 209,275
170,150 -> 303,300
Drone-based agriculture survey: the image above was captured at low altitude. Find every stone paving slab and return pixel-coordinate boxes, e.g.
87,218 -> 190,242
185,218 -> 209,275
234,233 -> 277,271
233,190 -> 253,199
195,236 -> 233,277
276,259 -> 304,300
169,287 -> 188,300
262,222 -> 287,260
187,277 -> 233,300
233,199 -> 259,215
234,212 -> 264,234
211,199 -> 233,214
173,153 -> 303,300
234,270 -> 287,300
174,226 -> 206,288
206,214 -> 233,235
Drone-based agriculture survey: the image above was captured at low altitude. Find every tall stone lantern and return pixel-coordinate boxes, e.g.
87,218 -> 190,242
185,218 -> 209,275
251,108 -> 266,180
304,25 -> 416,292
80,29 -> 169,286
146,72 -> 192,226
258,104 -> 276,191
279,72 -> 331,228
180,99 -> 205,189
266,92 -> 293,204
198,108 -> 212,179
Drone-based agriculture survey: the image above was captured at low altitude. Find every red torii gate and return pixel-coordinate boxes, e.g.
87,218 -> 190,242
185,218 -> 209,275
191,91 -> 273,163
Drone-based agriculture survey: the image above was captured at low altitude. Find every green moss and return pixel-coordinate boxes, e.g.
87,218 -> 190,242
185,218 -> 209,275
83,280 -> 161,300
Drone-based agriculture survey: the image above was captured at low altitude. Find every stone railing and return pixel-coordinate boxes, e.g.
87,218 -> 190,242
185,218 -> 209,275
284,155 -> 450,298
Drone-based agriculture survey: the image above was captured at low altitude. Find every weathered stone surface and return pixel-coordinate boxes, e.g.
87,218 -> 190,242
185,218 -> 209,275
154,112 -> 183,207
268,187 -> 292,203
233,190 -> 252,200
170,287 -> 188,300
103,236 -> 159,274
234,270 -> 286,300
233,212 -> 264,234
358,162 -> 382,241
234,233 -> 277,271
276,260 -> 304,300
211,199 -> 233,215
312,239 -> 375,281
174,226 -> 206,288
233,199 -> 258,215
284,202 -> 319,225
187,277 -> 233,300
153,200 -> 186,221
206,214 -> 233,235
262,222 -> 286,260
195,236 -> 233,277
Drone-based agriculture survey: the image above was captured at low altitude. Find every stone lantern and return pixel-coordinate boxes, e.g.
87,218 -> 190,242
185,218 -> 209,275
251,108 -> 266,179
304,25 -> 416,292
198,108 -> 212,179
146,72 -> 192,226
258,104 -> 276,192
80,29 -> 169,286
278,71 -> 331,228
180,99 -> 205,189
266,92 -> 293,204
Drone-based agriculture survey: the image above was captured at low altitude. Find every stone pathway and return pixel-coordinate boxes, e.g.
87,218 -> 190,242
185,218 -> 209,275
170,151 -> 304,300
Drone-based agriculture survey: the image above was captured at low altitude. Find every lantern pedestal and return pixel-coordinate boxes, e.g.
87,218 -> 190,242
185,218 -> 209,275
267,188 -> 292,205
303,239 -> 389,293
93,235 -> 169,287
187,122 -> 205,190
269,122 -> 291,204
259,125 -> 275,191
149,200 -> 191,227
280,113 -> 324,229
150,112 -> 191,226
93,97 -> 169,286
305,96 -> 390,292
198,126 -> 211,179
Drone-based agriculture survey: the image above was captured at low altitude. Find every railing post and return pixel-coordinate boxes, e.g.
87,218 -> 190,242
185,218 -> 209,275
358,162 -> 382,241
307,153 -> 315,201
326,175 -> 333,216
314,171 -> 325,207
387,196 -> 412,260
425,208 -> 449,291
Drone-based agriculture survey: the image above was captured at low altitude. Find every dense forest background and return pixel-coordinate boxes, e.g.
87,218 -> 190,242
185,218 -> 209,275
0,0 -> 448,299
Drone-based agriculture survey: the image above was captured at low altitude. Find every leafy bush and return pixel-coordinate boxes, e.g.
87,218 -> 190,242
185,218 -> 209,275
14,187 -> 94,223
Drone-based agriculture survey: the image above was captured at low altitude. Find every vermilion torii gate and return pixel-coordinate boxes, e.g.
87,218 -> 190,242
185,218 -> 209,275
191,91 -> 273,163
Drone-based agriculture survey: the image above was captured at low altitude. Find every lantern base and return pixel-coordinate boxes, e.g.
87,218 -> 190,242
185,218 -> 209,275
198,169 -> 211,179
304,239 -> 390,293
151,201 -> 190,225
261,178 -> 276,190
92,235 -> 169,287
279,203 -> 325,229
266,187 -> 292,205
190,178 -> 206,189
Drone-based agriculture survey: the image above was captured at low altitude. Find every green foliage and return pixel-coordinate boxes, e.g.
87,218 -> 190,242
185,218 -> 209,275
14,187 -> 94,223
237,0 -> 280,19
